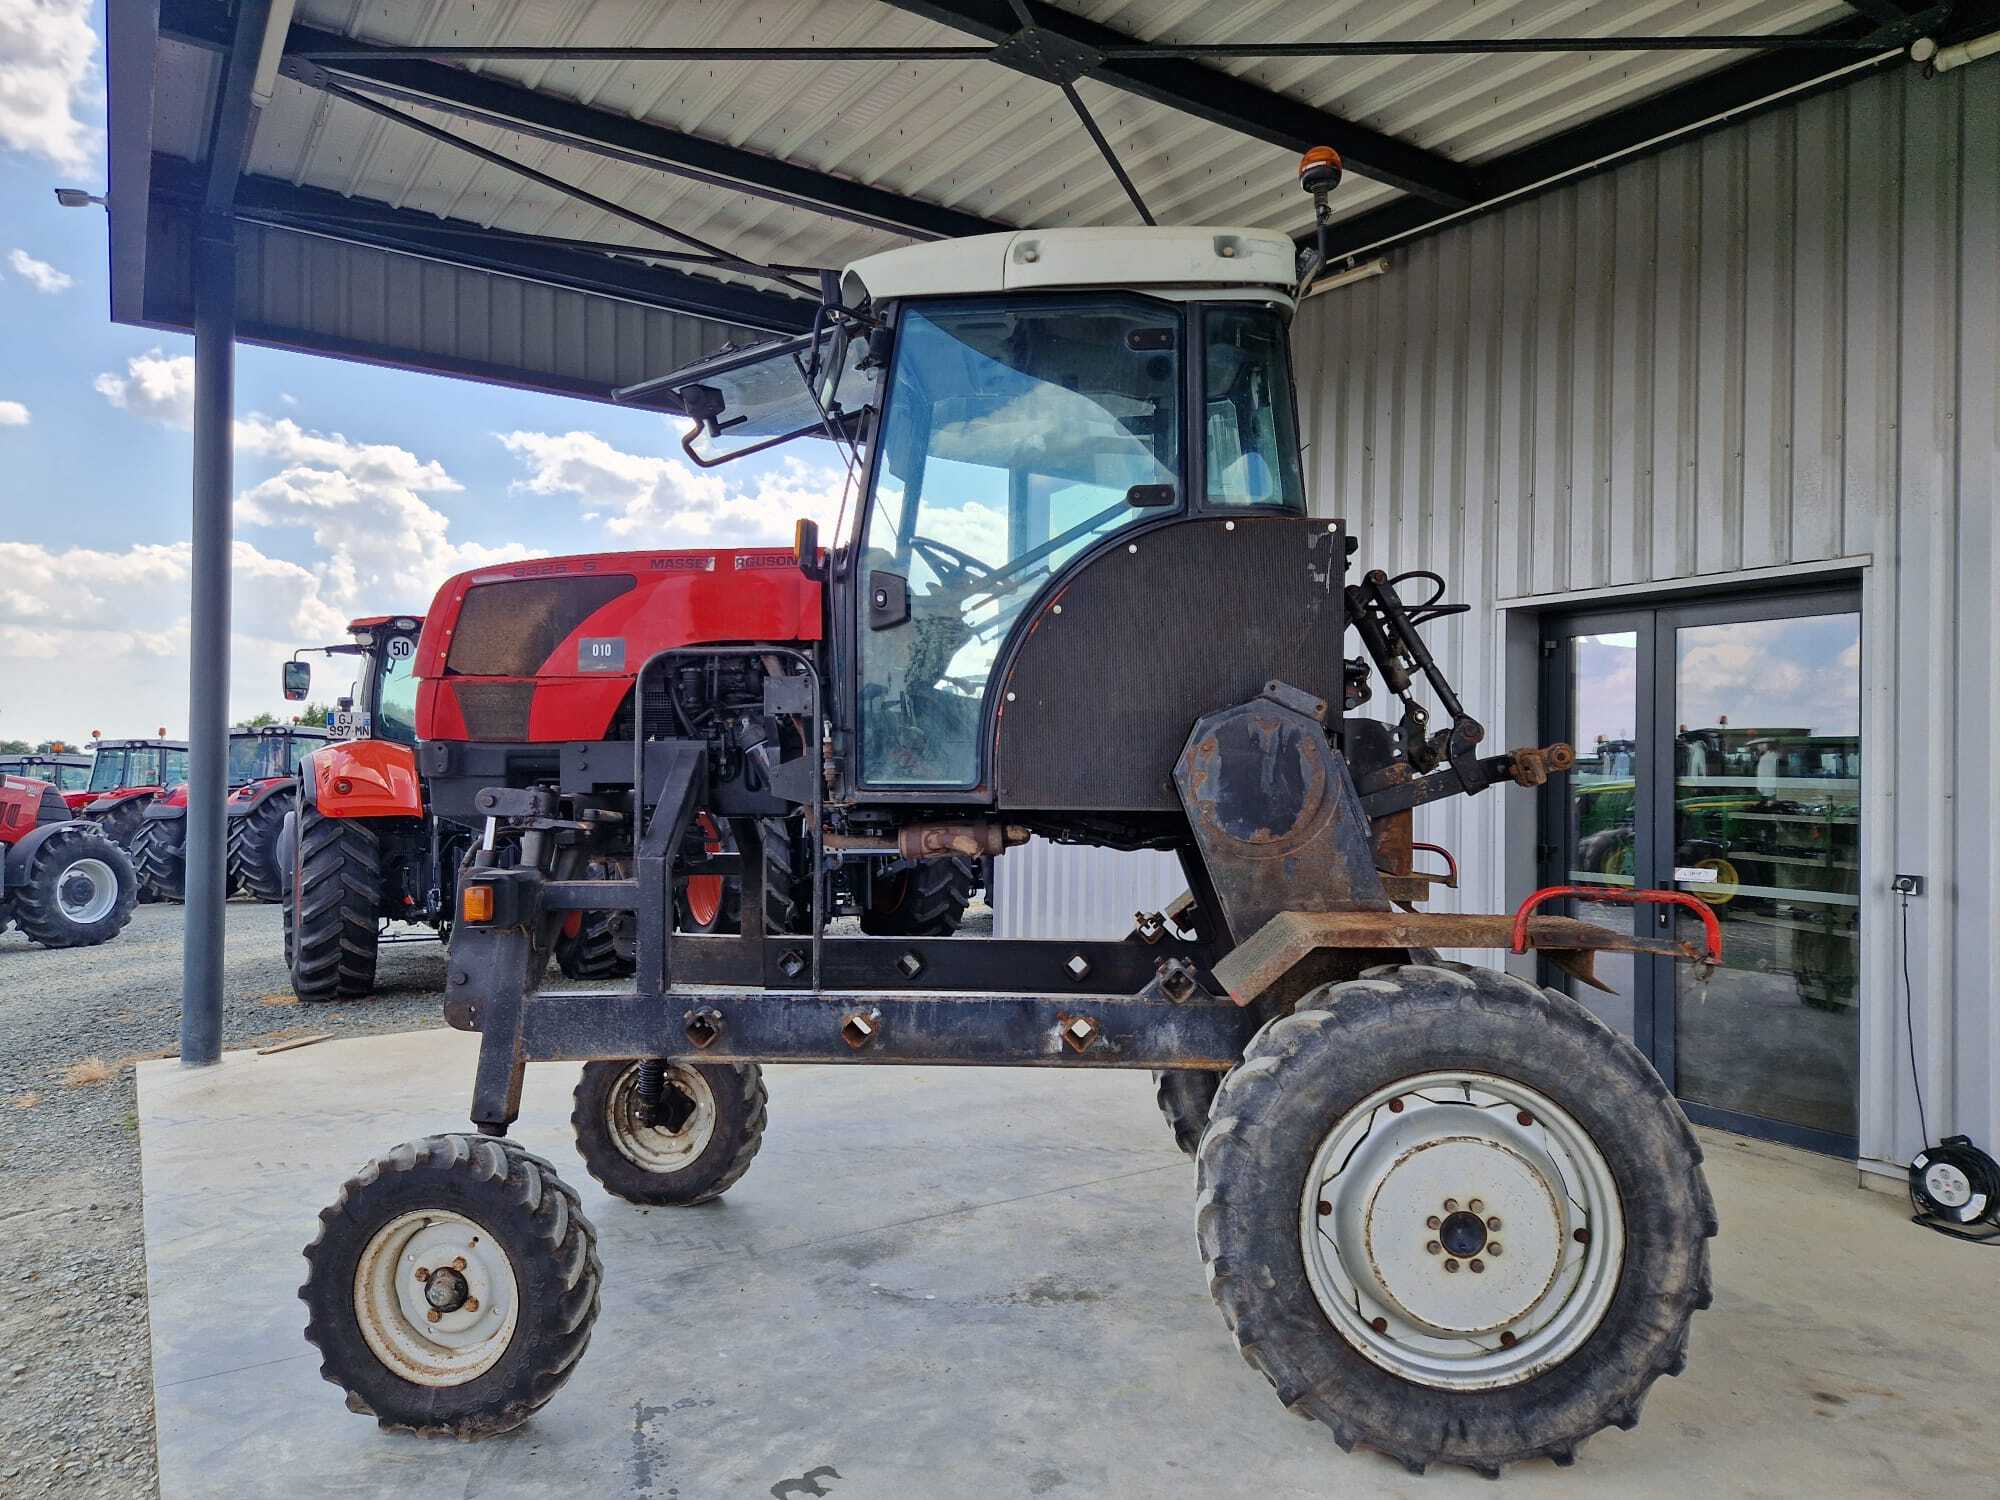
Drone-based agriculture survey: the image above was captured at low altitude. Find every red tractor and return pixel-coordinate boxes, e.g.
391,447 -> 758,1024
278,616 -> 474,1000
71,734 -> 186,897
0,749 -> 91,795
0,771 -> 138,948
299,159 -> 1722,1476
134,725 -> 326,902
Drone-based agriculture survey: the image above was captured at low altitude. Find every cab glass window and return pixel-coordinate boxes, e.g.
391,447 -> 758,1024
162,748 -> 189,786
87,749 -> 126,792
1203,306 -> 1304,510
376,640 -> 420,747
860,298 -> 1181,786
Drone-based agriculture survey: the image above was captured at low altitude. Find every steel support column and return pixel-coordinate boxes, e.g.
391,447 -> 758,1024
179,226 -> 234,1067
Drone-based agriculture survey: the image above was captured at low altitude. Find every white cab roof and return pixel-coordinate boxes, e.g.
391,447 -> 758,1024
842,226 -> 1298,310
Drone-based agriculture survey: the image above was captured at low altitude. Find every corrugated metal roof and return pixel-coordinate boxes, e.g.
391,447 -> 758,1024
160,0 -> 1856,301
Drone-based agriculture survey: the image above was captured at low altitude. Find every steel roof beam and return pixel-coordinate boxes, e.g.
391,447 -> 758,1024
161,4 -> 1005,243
875,0 -> 1478,208
147,153 -> 817,336
1310,8 -> 1946,265
202,0 -> 273,215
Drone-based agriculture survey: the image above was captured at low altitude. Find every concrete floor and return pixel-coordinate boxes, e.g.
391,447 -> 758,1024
137,1033 -> 1995,1500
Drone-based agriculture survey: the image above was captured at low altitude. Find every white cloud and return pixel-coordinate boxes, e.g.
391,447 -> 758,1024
0,540 -> 346,741
1,393 -> 544,740
0,0 -> 101,173
94,348 -> 194,427
7,247 -> 71,292
0,399 -> 26,425
232,415 -> 529,617
498,429 -> 849,545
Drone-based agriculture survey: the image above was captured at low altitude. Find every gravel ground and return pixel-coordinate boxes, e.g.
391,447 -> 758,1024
0,894 -> 992,1499
0,900 -> 453,1500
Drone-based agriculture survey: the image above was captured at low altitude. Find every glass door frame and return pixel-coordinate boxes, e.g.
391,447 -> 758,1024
1538,583 -> 1862,1158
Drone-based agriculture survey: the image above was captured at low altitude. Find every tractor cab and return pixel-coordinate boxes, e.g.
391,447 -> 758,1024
0,750 -> 91,795
80,735 -> 188,809
225,725 -> 329,788
285,615 -> 425,745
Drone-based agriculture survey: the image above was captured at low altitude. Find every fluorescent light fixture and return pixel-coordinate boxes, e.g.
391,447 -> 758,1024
1304,256 -> 1390,298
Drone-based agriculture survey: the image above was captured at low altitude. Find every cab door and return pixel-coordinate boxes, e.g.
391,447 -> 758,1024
856,296 -> 1184,789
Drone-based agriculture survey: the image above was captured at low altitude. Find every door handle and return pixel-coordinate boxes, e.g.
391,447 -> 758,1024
868,570 -> 910,630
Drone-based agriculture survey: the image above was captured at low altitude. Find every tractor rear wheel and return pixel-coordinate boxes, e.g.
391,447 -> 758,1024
570,1060 -> 767,1206
859,857 -> 977,937
1195,963 -> 1716,1476
290,806 -> 382,1002
129,818 -> 184,903
299,1134 -> 600,1437
227,796 -> 291,903
12,828 -> 138,948
1153,1069 -> 1221,1157
88,799 -> 153,899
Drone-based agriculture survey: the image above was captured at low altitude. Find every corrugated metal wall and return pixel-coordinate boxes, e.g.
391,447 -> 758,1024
1002,64 -> 1997,1173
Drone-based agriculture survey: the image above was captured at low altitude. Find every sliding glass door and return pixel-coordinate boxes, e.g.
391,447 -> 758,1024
1540,588 -> 1862,1155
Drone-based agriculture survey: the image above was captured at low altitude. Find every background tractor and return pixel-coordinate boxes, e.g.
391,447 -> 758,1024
300,159 -> 1721,1477
133,725 -> 325,902
72,734 -> 186,897
0,749 -> 92,794
279,616 -> 474,1000
0,771 -> 137,948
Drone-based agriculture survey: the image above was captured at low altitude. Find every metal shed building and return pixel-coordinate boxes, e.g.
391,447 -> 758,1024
109,1 -> 1996,1188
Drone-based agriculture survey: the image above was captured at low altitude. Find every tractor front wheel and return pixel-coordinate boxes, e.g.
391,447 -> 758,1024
290,806 -> 382,1001
1153,1069 -> 1222,1157
226,796 -> 291,902
299,1134 -> 600,1437
11,828 -> 138,948
570,1060 -> 767,1206
1196,963 -> 1715,1476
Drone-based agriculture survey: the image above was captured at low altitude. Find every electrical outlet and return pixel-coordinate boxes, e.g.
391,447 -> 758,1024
1892,873 -> 1925,896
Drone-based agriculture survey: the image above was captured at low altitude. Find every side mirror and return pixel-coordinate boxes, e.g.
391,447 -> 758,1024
282,660 -> 310,701
794,517 -> 822,580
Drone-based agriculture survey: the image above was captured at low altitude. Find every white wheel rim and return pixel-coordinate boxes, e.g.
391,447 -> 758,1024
1300,1070 -> 1625,1391
56,858 -> 118,924
607,1063 -> 717,1173
353,1210 -> 519,1387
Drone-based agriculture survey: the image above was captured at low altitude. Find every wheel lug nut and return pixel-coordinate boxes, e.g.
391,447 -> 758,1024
1469,1199 -> 1484,1213
1469,1258 -> 1485,1274
1443,1198 -> 1458,1211
1444,1259 -> 1460,1273
1426,1215 -> 1441,1230
1426,1240 -> 1441,1255
413,1267 -> 430,1283
464,1297 -> 479,1313
452,1257 -> 467,1271
1488,1242 -> 1503,1256
426,1308 -> 442,1323
1487,1216 -> 1502,1231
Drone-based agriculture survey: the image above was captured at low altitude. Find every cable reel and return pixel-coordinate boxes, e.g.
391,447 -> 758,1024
1908,1135 -> 2000,1244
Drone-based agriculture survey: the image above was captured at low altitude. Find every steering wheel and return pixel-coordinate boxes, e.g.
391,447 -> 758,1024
908,534 -> 994,588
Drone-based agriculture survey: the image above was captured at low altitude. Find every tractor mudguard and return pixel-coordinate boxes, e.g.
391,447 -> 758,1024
84,786 -> 159,818
226,776 -> 295,820
306,740 -> 422,819
143,796 -> 187,822
4,817 -> 88,885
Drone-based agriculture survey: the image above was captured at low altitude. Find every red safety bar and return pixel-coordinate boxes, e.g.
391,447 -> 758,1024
1510,885 -> 1723,963
1410,840 -> 1459,890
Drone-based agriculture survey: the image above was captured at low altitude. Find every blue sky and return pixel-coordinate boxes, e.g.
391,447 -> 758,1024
0,2 -> 847,744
